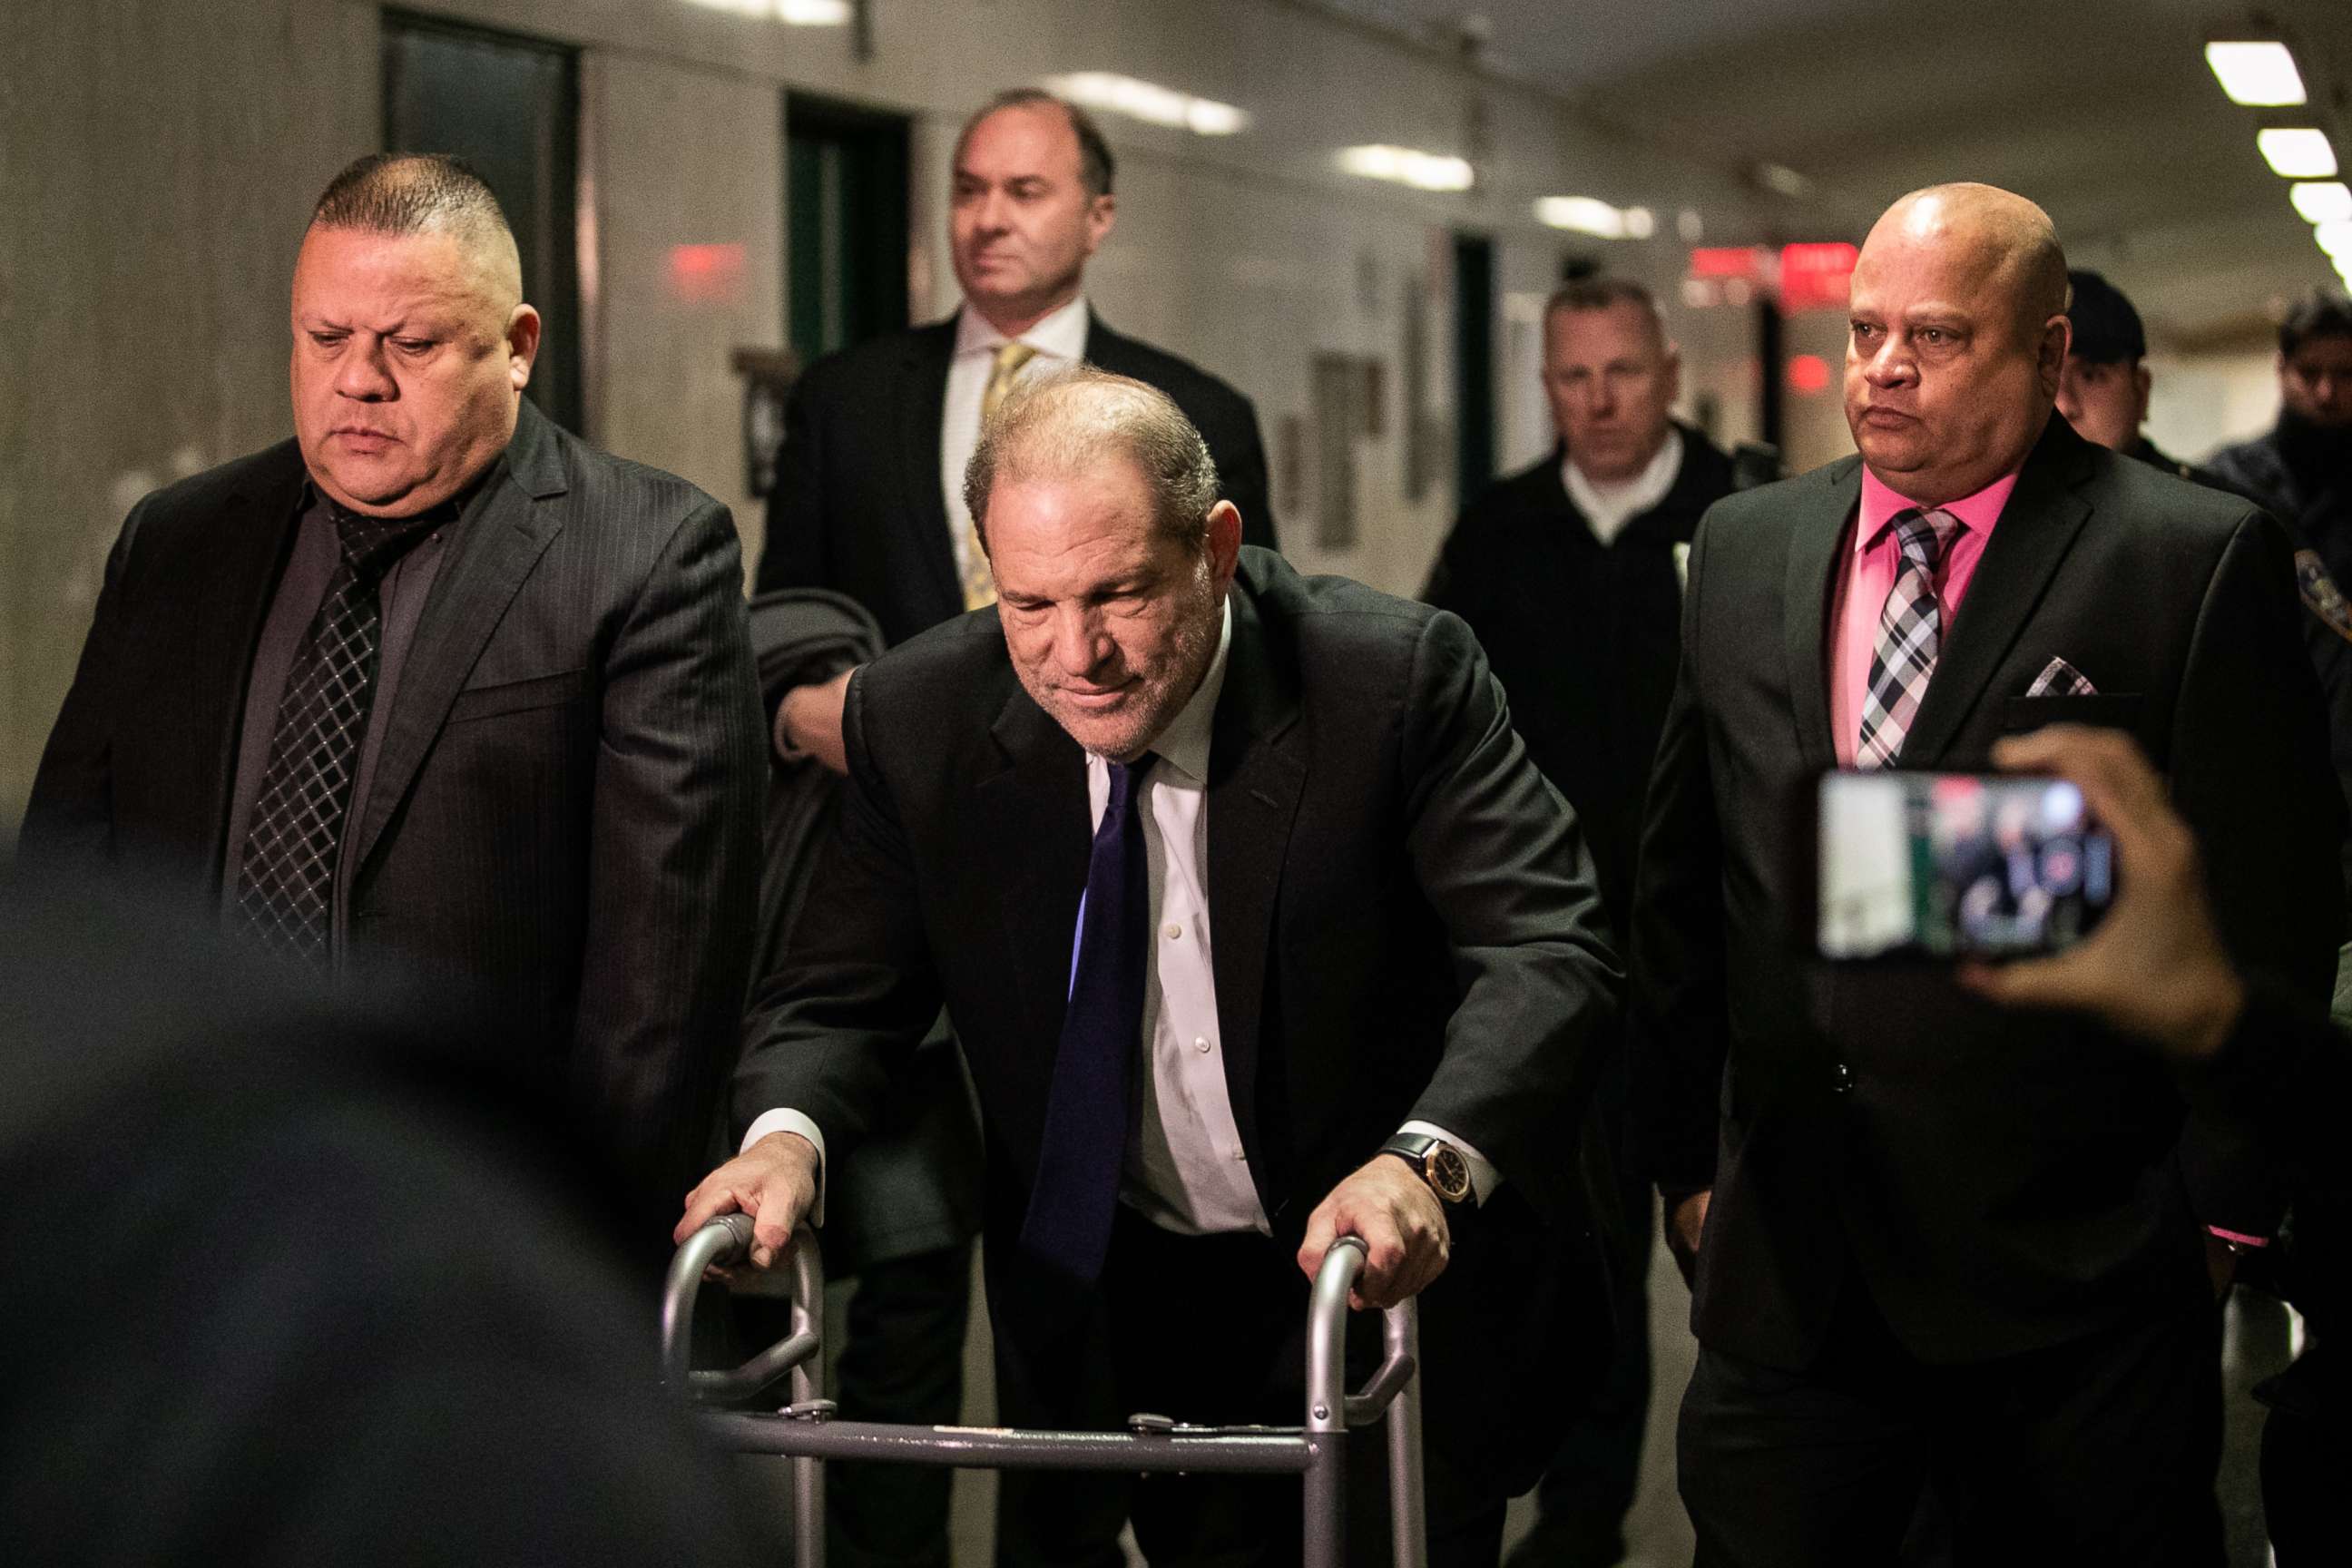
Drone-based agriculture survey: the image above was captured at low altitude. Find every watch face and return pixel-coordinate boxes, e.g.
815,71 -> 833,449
1428,1144 -> 1473,1203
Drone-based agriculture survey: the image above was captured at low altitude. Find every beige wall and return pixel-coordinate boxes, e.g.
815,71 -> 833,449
2,0 -> 377,833
3,0 -> 1802,836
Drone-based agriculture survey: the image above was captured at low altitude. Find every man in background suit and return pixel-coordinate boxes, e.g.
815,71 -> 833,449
759,86 -> 1279,769
1424,275 -> 1732,1568
684,368 -> 1623,1565
750,87 -> 1278,1566
1632,182 -> 2341,1563
19,153 -> 763,1236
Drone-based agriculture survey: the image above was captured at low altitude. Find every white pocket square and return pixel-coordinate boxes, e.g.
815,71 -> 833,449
2026,656 -> 2096,697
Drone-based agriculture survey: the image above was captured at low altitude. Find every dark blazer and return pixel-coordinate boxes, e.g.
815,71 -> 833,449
1425,425 -> 1734,933
1632,415 -> 2343,1370
752,310 -> 1280,644
742,588 -> 982,1274
731,548 -> 1623,1487
20,402 -> 766,1228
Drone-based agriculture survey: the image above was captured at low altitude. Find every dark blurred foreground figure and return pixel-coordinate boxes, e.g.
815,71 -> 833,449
1425,277 -> 1730,1567
1632,182 -> 2340,1566
18,152 -> 763,1236
0,874 -> 764,1568
1964,725 -> 2350,1565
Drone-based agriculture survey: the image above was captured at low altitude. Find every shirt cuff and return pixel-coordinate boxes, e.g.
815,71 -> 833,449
1398,1119 -> 1502,1207
742,1108 -> 828,1229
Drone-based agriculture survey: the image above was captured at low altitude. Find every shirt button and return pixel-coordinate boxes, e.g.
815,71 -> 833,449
1830,1062 -> 1855,1094
1194,1036 -> 1211,1055
1164,921 -> 1183,940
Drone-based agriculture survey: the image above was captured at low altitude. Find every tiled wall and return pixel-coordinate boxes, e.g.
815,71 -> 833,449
3,0 -> 1795,836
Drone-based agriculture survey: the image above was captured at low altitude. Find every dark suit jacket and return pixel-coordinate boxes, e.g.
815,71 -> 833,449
1425,425 -> 1734,933
731,548 -> 1622,1488
1632,415 -> 2343,1370
19,402 -> 765,1229
752,309 -> 1280,644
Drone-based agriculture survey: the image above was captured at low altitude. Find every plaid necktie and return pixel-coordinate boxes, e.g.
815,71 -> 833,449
234,502 -> 444,969
964,340 -> 1039,611
1020,754 -> 1156,1284
1856,506 -> 1964,770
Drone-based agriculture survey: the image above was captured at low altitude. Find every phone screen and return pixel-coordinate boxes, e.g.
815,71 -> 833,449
1816,771 -> 2113,960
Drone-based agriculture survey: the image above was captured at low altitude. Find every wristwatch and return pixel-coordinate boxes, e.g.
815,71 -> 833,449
1378,1132 -> 1474,1206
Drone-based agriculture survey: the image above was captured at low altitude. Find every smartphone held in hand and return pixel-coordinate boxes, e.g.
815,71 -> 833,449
1813,770 -> 2114,961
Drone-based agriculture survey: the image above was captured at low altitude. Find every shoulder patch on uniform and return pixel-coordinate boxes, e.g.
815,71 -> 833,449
2295,549 -> 2352,645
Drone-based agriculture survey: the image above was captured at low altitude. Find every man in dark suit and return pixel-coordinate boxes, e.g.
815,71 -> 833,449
1632,182 -> 2342,1563
750,87 -> 1278,1567
18,153 -> 763,1236
758,86 -> 1278,769
682,368 -> 1622,1565
1424,275 -> 1731,1567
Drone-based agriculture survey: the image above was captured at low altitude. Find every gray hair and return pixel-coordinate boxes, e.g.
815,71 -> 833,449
965,367 -> 1220,553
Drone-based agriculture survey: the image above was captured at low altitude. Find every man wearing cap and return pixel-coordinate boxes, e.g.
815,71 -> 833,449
2054,269 -> 2196,478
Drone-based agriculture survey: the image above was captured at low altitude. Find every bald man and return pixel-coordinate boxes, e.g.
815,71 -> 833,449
22,154 -> 764,1238
1630,183 -> 2340,1563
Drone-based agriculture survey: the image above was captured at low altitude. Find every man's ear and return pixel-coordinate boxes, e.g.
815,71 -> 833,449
2036,315 -> 2071,397
1084,193 -> 1117,257
507,304 -> 543,390
1205,499 -> 1243,589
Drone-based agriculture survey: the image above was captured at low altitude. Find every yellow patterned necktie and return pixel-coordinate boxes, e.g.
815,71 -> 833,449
965,340 -> 1039,610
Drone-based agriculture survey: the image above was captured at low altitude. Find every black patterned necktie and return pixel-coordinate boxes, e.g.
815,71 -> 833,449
234,502 -> 443,969
1020,753 -> 1157,1284
1857,506 -> 1965,770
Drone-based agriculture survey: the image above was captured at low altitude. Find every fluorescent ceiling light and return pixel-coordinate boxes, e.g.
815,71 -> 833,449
1048,73 -> 1250,137
1533,197 -> 1657,240
2259,129 -> 2338,178
1338,145 -> 1475,191
681,0 -> 850,23
1536,196 -> 1628,238
2317,220 -> 2352,259
2291,181 -> 2352,223
2206,42 -> 2307,106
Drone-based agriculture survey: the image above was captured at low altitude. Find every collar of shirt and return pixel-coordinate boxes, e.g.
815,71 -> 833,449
955,293 -> 1091,365
1856,462 -> 2020,556
1563,426 -> 1685,545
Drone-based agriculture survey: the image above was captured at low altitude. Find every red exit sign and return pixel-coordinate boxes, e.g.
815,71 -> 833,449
1779,242 -> 1857,311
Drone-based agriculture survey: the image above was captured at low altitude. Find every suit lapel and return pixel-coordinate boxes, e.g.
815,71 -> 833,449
349,404 -> 568,873
973,683 -> 1091,1055
1781,458 -> 1860,776
900,319 -> 962,615
1080,311 -> 1135,373
183,446 -> 309,868
1898,417 -> 2096,764
1202,582 -> 1306,1203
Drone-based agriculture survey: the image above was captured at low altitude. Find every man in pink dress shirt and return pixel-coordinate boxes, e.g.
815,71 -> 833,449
1631,184 -> 2341,1564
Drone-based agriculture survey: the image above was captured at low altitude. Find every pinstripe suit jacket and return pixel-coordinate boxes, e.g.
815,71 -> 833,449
22,402 -> 766,1225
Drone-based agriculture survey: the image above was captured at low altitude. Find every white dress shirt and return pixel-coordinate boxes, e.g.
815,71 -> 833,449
940,295 -> 1091,587
1563,426 -> 1684,546
745,594 -> 1500,1230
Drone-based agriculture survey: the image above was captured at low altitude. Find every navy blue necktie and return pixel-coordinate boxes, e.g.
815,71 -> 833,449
1020,754 -> 1157,1283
